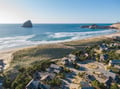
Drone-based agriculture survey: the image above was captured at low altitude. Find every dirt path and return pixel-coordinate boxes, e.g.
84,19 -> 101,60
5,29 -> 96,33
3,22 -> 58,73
0,50 -> 15,69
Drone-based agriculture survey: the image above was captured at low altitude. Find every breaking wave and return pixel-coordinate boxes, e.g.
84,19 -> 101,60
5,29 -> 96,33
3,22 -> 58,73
48,29 -> 117,40
0,29 -> 118,50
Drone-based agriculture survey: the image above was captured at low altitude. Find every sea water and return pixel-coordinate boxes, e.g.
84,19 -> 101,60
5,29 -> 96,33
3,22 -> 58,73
0,24 -> 118,50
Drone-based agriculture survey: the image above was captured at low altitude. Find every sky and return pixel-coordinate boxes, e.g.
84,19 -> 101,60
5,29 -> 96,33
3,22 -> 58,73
0,0 -> 120,23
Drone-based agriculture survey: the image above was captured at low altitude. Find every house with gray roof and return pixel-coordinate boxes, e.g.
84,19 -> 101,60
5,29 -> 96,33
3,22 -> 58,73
40,73 -> 55,81
61,54 -> 79,66
100,54 -> 108,62
61,57 -> 73,66
26,72 -> 53,89
26,79 -> 50,89
99,43 -> 108,51
26,79 -> 41,89
84,74 -> 96,83
68,54 -> 79,62
109,60 -> 120,66
104,77 -> 113,88
0,60 -> 4,72
80,81 -> 94,89
50,64 -> 61,70
33,71 -> 41,80
0,77 -> 3,89
46,64 -> 63,74
112,36 -> 120,41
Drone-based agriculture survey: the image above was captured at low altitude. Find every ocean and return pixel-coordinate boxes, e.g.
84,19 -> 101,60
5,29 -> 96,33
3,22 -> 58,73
0,24 -> 118,50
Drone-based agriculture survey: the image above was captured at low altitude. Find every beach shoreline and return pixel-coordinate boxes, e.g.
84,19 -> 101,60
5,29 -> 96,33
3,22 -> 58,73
0,31 -> 120,70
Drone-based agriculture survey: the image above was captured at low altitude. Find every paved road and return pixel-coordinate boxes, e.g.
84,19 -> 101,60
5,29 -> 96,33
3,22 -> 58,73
61,60 -> 116,87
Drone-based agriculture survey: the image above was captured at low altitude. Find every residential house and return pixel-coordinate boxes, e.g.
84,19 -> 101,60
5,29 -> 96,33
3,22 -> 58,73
80,81 -> 94,89
97,73 -> 107,80
109,43 -> 120,48
26,72 -> 54,89
112,36 -> 120,41
68,54 -> 79,62
99,44 -> 108,51
0,78 -> 3,89
26,79 -> 50,89
115,75 -> 120,83
101,70 -> 117,80
105,77 -> 113,89
26,79 -> 40,89
84,74 -> 96,83
109,60 -> 120,66
99,54 -> 108,62
0,60 -> 4,72
33,71 -> 41,80
61,57 -> 72,66
39,72 -> 55,80
50,64 -> 62,70
46,64 -> 63,74
61,54 -> 79,66
41,73 -> 55,81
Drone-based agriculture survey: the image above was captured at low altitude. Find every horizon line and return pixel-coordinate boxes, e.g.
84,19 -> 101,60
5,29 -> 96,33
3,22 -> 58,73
0,22 -> 114,24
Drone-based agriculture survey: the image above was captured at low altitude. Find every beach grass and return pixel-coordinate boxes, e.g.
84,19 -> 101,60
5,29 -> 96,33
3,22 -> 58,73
8,44 -> 74,71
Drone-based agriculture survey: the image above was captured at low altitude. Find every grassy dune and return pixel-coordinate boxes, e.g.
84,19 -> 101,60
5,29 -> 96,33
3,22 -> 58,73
10,44 -> 74,70
7,36 -> 108,72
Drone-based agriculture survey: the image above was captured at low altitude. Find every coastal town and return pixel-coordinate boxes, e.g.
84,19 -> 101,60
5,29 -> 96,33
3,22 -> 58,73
0,35 -> 119,89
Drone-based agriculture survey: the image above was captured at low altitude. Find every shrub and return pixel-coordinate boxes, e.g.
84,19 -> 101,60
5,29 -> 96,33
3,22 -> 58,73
48,77 -> 62,86
63,67 -> 71,73
78,72 -> 85,78
11,73 -> 32,89
3,76 -> 11,88
57,73 -> 65,79
110,83 -> 119,89
91,80 -> 106,89
73,62 -> 79,69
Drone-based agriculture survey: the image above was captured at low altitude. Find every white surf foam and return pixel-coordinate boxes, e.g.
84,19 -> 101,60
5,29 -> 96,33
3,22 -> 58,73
48,29 -> 117,39
0,35 -> 35,50
0,29 -> 118,50
0,34 -> 72,50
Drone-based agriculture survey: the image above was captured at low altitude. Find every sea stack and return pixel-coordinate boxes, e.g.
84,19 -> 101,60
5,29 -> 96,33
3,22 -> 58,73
22,20 -> 32,28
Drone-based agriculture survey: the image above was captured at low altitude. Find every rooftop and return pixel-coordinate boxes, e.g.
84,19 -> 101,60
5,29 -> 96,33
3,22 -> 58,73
110,60 -> 120,64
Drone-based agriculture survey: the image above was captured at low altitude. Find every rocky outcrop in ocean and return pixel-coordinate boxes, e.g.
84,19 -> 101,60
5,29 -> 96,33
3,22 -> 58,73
80,24 -> 115,29
22,20 -> 32,28
110,22 -> 120,29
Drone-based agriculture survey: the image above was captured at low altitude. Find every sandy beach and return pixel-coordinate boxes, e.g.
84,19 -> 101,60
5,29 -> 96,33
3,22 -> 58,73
0,31 -> 120,70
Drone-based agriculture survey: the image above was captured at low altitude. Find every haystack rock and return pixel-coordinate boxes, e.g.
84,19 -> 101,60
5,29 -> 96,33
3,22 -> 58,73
22,20 -> 32,28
